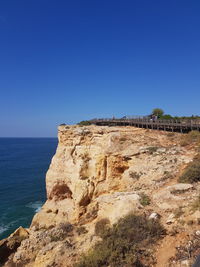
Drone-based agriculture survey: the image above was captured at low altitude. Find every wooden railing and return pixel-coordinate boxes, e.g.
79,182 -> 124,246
90,117 -> 200,133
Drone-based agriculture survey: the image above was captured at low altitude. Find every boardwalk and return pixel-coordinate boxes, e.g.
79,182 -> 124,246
91,117 -> 200,133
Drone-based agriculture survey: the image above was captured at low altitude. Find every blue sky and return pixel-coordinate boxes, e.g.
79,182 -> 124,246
0,0 -> 200,137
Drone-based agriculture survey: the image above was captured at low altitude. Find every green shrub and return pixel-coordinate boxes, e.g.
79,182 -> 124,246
49,223 -> 73,242
152,108 -> 164,118
160,114 -> 173,119
75,214 -> 165,267
178,154 -> 200,183
139,193 -> 151,206
78,120 -> 91,126
95,218 -> 110,237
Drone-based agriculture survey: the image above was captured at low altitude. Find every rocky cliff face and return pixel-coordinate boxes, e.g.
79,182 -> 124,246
2,125 -> 200,267
32,125 -> 193,228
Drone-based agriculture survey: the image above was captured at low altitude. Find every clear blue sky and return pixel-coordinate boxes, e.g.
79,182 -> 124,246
0,0 -> 200,137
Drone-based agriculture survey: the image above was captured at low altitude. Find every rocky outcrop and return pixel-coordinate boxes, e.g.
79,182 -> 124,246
2,125 -> 199,267
0,227 -> 29,265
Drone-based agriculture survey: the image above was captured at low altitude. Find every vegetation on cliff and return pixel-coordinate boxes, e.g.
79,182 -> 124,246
179,153 -> 200,183
4,126 -> 200,267
178,131 -> 200,183
152,108 -> 164,118
77,120 -> 92,126
75,214 -> 165,267
180,130 -> 200,147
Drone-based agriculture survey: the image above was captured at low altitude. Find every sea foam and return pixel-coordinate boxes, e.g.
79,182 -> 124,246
26,201 -> 43,213
0,225 -> 8,235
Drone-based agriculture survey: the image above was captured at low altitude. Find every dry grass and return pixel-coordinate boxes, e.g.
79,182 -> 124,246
75,214 -> 165,267
191,195 -> 200,212
179,154 -> 200,183
180,131 -> 200,147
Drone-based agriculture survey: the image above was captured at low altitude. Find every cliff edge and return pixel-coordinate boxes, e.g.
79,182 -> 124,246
2,125 -> 200,267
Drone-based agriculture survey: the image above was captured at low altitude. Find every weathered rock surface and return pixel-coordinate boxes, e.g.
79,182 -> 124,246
0,227 -> 29,265
1,125 -> 199,267
32,125 -> 193,229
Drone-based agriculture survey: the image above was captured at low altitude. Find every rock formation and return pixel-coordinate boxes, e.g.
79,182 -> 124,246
2,125 -> 200,267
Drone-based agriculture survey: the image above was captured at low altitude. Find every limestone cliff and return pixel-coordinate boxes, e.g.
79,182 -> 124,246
31,125 -> 192,228
2,125 -> 200,267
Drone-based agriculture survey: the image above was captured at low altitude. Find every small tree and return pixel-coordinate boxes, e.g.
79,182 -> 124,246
161,114 -> 173,120
152,108 -> 164,118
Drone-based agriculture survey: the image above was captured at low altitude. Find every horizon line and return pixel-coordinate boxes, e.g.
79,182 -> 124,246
0,137 -> 57,138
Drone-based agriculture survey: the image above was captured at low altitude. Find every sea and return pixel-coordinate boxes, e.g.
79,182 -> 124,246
0,138 -> 58,240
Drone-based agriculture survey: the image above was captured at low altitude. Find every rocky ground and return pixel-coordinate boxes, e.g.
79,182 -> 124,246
1,125 -> 200,267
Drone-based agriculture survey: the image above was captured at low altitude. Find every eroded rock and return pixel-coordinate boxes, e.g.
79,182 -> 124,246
0,227 -> 29,265
2,125 -> 197,267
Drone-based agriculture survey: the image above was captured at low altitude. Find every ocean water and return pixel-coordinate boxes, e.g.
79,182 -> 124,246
0,138 -> 57,240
